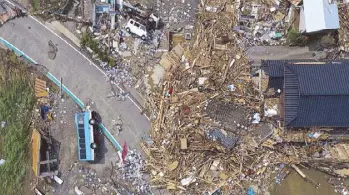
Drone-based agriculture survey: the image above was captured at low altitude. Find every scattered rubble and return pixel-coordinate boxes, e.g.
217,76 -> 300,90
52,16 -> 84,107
233,0 -> 293,46
105,63 -> 133,87
328,177 -> 349,195
142,0 -> 272,193
116,149 -> 151,194
111,115 -> 123,135
339,3 -> 349,53
0,2 -> 26,26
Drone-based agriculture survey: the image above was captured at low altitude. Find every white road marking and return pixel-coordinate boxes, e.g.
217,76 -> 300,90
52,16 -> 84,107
5,0 -> 150,120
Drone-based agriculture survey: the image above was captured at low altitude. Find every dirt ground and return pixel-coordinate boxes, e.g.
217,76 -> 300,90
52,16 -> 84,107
32,94 -> 79,195
33,93 -> 127,195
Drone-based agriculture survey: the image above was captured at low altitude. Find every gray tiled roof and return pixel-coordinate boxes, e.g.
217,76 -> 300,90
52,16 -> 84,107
287,64 -> 349,95
288,96 -> 349,127
261,59 -> 316,77
284,63 -> 349,128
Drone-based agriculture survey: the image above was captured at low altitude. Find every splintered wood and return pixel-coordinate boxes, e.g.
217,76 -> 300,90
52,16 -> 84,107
142,2 -> 349,193
143,0 -> 269,193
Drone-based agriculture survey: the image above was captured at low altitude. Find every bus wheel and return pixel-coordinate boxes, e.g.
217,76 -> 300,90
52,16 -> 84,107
91,143 -> 97,149
89,119 -> 96,125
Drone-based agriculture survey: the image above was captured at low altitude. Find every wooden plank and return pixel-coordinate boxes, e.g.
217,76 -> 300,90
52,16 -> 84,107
39,171 -> 59,178
35,78 -> 47,97
31,129 -> 41,177
40,159 -> 58,164
335,145 -> 347,160
35,79 -> 46,87
180,138 -> 188,150
36,91 -> 49,97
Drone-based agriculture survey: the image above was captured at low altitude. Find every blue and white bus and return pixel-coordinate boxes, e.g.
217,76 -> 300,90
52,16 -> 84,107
74,111 -> 101,162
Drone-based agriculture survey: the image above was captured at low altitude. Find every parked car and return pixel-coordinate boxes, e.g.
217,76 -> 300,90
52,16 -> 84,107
125,19 -> 147,40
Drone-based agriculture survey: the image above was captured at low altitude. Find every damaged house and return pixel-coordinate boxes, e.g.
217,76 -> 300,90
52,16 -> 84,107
299,0 -> 340,33
262,60 -> 349,129
92,0 -> 118,31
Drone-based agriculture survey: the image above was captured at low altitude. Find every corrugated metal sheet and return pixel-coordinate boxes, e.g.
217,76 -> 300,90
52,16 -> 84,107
284,65 -> 299,126
303,0 -> 339,32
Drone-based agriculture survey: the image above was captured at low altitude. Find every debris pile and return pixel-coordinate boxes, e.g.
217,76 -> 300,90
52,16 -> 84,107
338,4 -> 349,52
141,0 -> 282,193
104,63 -> 133,87
234,0 -> 295,46
0,2 -> 26,26
140,0 -> 349,193
62,165 -> 126,195
117,150 -> 151,194
328,177 -> 349,195
157,0 -> 197,31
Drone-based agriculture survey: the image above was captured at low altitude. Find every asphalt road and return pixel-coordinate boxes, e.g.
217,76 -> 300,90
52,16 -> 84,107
0,16 -> 150,150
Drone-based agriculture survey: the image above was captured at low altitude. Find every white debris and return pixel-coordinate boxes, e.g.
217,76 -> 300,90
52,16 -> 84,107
53,175 -> 64,185
198,77 -> 208,85
229,59 -> 236,68
265,109 -> 277,117
205,6 -> 218,12
312,132 -> 322,139
105,64 -> 133,87
227,84 -> 236,91
0,159 -> 5,166
210,159 -> 220,171
252,113 -> 261,124
1,121 -> 6,128
119,150 -> 151,193
74,186 -> 83,195
181,175 -> 196,186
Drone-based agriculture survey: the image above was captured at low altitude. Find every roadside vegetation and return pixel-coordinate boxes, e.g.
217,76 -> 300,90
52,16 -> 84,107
0,50 -> 35,195
288,27 -> 309,46
81,32 -> 116,66
32,0 -> 40,11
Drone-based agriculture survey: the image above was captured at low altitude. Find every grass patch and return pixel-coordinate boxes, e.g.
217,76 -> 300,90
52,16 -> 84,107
32,0 -> 40,11
0,50 -> 35,195
81,32 -> 116,66
287,27 -> 300,43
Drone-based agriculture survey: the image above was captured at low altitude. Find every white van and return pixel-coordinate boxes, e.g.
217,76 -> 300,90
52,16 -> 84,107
125,19 -> 147,40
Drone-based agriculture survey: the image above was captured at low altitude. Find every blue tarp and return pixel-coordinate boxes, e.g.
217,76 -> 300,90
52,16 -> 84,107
95,5 -> 110,13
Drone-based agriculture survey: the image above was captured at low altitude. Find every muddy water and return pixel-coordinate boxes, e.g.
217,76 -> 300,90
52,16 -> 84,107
273,169 -> 340,195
